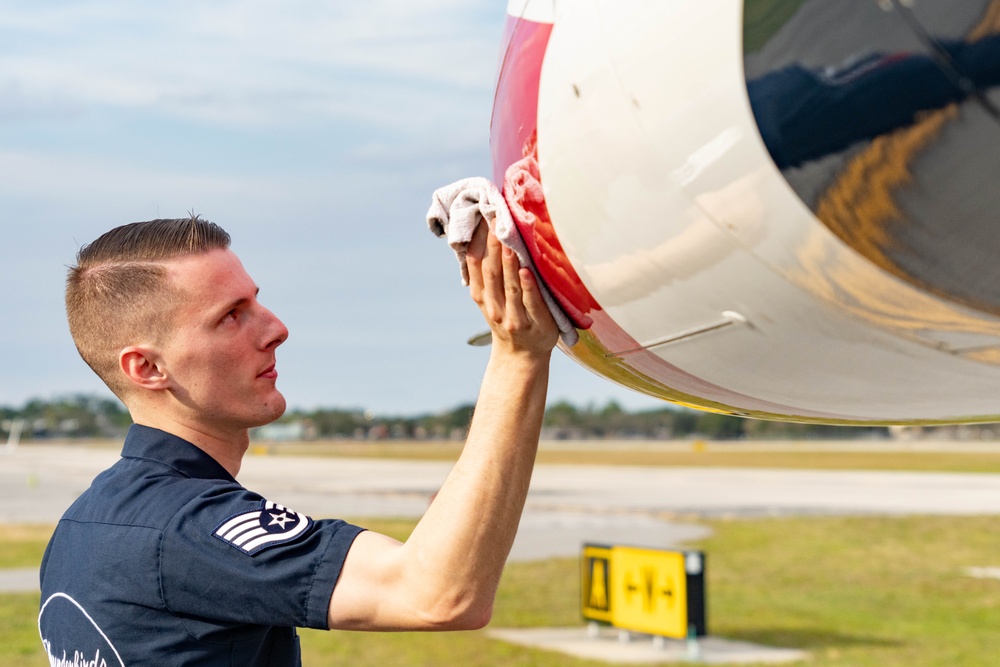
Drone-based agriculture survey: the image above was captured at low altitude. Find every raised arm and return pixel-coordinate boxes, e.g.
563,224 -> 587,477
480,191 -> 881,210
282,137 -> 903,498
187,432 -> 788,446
327,224 -> 559,631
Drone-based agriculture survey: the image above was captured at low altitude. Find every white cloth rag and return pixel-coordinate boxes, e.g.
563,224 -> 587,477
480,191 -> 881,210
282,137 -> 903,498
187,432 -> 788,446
427,177 -> 579,347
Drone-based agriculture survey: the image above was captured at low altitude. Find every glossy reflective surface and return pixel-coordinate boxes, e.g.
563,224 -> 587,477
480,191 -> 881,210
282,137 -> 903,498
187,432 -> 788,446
745,0 -> 1000,315
490,0 -> 1000,423
491,5 -> 815,420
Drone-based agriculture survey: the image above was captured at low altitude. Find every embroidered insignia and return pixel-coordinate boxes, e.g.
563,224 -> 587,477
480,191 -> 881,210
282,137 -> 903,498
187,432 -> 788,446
213,500 -> 313,556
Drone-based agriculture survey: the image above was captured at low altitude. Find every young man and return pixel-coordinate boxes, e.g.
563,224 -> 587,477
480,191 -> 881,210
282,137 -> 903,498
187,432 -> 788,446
39,216 -> 558,665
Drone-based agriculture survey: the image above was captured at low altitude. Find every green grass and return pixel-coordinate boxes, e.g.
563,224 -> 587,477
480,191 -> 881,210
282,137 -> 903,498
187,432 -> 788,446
253,441 -> 1000,474
7,517 -> 1000,665
0,526 -> 51,667
705,515 -> 1000,666
0,592 -> 43,667
24,438 -> 1000,473
297,516 -> 1000,666
0,525 -> 52,569
298,626 -> 611,667
535,449 -> 1000,473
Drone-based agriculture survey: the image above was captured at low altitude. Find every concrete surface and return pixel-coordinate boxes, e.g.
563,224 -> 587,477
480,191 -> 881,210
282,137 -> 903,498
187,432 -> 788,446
488,627 -> 808,664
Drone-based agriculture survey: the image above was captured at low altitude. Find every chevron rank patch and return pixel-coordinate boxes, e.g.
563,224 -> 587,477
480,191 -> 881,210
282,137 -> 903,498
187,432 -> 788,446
213,500 -> 313,556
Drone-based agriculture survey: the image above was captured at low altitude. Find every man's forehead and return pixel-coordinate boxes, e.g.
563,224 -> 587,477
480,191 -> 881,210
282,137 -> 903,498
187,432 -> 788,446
164,249 -> 256,302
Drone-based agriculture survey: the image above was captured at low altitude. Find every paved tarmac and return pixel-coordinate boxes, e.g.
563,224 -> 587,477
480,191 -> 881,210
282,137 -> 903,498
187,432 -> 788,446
489,627 -> 809,665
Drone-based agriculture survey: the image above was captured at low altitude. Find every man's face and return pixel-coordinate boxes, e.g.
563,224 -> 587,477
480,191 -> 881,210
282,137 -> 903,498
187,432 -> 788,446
159,248 -> 289,431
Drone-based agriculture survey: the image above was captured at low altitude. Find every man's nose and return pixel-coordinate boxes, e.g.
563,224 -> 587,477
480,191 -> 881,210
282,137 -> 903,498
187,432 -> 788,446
262,307 -> 288,349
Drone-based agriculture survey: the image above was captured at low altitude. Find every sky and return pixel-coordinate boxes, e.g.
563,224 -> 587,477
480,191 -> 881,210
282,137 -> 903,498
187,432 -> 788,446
0,0 -> 666,416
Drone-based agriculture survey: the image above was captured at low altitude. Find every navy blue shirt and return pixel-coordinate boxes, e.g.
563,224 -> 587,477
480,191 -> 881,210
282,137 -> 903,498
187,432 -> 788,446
39,424 -> 365,666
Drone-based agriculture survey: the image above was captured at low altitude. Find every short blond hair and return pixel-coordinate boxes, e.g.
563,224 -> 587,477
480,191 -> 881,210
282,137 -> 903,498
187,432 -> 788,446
66,216 -> 231,399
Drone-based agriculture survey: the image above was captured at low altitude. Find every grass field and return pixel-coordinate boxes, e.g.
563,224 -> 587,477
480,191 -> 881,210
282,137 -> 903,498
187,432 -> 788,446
8,513 -> 1000,666
75,438 -> 1000,473
248,439 -> 1000,474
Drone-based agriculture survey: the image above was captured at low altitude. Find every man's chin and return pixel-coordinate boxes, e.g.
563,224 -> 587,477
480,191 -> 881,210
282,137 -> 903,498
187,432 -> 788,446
253,393 -> 287,427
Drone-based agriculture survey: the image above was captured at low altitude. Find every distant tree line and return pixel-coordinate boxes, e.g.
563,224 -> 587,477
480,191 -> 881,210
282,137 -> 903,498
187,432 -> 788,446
1,395 -> 133,440
538,400 -> 888,441
1,394 -> 893,442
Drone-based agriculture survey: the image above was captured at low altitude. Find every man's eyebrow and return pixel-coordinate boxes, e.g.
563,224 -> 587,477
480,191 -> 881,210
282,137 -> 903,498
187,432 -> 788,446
216,287 -> 260,317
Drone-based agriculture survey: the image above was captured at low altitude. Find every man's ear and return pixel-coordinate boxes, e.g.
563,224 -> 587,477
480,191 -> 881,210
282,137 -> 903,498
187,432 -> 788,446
119,346 -> 170,391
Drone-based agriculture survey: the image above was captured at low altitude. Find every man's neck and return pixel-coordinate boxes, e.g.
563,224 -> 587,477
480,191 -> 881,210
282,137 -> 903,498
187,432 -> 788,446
128,406 -> 249,477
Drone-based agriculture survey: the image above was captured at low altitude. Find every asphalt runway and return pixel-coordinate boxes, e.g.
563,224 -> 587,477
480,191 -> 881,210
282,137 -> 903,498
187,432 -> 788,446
5,442 -> 1000,593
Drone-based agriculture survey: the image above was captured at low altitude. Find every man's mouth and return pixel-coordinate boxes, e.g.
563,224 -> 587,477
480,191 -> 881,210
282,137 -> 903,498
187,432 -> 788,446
257,364 -> 277,379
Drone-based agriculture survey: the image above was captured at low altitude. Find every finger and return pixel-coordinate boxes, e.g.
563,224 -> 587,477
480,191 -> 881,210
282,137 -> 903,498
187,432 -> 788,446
518,267 -> 559,335
502,245 -> 528,329
466,223 -> 488,298
481,231 -> 506,321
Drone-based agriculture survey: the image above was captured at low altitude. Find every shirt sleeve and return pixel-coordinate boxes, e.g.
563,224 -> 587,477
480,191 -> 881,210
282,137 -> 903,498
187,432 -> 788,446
158,480 -> 365,630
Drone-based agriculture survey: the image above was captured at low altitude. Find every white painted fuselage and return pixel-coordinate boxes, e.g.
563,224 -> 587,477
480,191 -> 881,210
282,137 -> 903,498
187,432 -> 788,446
491,0 -> 1000,423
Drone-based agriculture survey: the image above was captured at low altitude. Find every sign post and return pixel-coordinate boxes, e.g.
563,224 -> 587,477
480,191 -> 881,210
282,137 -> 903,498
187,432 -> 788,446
581,543 -> 706,640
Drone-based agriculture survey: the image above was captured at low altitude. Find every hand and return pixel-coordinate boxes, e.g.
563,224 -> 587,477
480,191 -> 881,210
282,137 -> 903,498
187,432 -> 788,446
466,223 -> 559,357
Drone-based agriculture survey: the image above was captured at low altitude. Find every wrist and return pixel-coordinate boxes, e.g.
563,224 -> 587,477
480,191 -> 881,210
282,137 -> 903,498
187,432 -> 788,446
488,344 -> 553,368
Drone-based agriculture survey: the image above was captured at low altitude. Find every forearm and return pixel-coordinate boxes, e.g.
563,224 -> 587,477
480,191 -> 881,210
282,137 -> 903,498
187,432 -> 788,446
328,350 -> 551,631
404,348 -> 551,619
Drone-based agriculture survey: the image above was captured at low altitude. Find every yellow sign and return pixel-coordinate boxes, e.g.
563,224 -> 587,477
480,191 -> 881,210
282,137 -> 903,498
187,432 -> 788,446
581,545 -> 612,622
611,547 -> 686,637
581,544 -> 704,639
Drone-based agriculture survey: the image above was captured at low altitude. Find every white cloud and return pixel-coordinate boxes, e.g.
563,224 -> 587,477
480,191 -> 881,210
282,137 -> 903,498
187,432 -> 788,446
0,149 -> 273,201
0,0 -> 503,127
0,80 -> 85,120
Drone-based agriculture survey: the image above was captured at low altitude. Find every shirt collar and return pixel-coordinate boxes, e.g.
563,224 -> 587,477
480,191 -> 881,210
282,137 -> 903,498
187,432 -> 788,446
121,424 -> 237,483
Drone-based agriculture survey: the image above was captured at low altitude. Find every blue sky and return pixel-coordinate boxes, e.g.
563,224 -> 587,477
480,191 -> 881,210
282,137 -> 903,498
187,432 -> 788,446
0,0 -> 665,415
